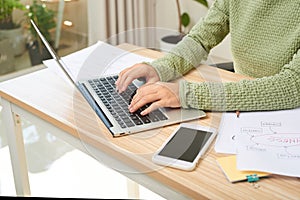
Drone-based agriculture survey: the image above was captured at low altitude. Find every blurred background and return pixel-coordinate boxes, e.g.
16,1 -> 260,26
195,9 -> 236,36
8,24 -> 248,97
0,0 -> 232,80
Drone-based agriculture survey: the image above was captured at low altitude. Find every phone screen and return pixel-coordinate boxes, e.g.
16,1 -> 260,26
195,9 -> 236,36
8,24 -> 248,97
158,127 -> 213,162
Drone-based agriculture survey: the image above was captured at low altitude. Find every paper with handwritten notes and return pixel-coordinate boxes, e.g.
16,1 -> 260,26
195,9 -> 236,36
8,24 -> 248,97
215,108 -> 300,177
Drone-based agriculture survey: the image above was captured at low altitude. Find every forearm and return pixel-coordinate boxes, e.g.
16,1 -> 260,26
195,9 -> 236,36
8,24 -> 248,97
151,37 -> 207,82
151,0 -> 229,82
180,52 -> 300,111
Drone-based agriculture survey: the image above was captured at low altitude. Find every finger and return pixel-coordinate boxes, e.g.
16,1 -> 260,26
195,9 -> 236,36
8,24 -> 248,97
129,83 -> 158,106
140,102 -> 161,115
129,94 -> 159,113
115,68 -> 132,91
116,72 -> 136,93
119,74 -> 137,93
129,88 -> 160,113
116,64 -> 145,92
115,68 -> 128,85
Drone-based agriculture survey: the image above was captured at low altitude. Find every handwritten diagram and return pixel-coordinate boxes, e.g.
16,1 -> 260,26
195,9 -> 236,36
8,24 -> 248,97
240,122 -> 300,160
216,108 -> 300,177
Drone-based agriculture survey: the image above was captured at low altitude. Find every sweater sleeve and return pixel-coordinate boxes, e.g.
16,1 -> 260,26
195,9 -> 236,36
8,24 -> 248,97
150,0 -> 230,82
180,48 -> 300,111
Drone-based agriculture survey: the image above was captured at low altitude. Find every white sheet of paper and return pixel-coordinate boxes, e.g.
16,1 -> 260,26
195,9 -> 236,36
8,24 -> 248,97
214,112 -> 240,154
235,108 -> 300,177
43,41 -> 153,82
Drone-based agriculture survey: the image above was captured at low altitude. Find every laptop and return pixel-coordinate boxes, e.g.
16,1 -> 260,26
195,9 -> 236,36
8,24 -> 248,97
31,19 -> 206,137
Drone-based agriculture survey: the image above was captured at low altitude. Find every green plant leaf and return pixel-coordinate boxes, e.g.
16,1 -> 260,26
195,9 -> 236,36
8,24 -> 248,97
193,0 -> 208,8
0,0 -> 26,28
181,12 -> 190,27
26,0 -> 56,42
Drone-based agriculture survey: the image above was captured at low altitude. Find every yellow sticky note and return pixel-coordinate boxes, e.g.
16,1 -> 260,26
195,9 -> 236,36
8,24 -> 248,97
216,155 -> 270,183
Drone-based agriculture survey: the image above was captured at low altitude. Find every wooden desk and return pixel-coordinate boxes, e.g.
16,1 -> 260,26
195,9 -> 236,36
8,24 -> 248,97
1,44 -> 300,199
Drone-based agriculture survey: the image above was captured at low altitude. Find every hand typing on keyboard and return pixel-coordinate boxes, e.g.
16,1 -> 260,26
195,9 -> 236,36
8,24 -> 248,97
116,63 -> 181,116
116,63 -> 160,93
128,82 -> 180,115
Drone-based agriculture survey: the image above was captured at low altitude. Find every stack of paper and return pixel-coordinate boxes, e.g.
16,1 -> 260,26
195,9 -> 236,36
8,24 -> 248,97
215,108 -> 300,178
216,155 -> 269,182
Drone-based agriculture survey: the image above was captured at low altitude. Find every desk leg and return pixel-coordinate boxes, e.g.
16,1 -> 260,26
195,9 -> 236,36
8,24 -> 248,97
1,99 -> 31,196
127,178 -> 139,199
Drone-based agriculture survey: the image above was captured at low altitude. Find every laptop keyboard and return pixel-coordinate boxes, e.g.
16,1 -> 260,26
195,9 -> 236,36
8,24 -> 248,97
88,75 -> 168,129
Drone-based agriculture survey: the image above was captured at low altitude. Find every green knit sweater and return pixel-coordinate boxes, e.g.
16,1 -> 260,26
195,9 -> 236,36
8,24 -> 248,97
150,0 -> 300,111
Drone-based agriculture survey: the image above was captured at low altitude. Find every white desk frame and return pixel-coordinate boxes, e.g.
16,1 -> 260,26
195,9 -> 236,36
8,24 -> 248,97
1,95 -> 189,199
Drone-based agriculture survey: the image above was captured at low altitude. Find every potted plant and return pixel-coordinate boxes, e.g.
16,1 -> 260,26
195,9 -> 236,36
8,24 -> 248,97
160,0 -> 209,51
26,0 -> 56,66
0,0 -> 26,57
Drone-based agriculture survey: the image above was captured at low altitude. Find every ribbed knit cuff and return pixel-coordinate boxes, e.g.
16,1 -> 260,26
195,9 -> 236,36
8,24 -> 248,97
179,80 -> 189,108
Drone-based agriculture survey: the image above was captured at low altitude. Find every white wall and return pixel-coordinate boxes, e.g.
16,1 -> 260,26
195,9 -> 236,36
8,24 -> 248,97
155,0 -> 232,62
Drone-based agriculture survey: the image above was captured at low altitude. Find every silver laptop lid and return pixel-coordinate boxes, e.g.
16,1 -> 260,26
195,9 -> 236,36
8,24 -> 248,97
30,19 -> 76,85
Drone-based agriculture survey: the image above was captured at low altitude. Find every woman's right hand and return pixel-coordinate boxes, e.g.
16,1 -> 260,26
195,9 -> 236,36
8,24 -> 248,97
115,63 -> 160,93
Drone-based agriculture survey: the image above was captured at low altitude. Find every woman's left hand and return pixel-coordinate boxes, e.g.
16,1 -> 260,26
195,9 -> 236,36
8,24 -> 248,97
129,82 -> 181,115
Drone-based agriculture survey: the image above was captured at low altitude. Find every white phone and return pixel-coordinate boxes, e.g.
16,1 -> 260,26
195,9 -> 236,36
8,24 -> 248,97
152,123 -> 217,171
